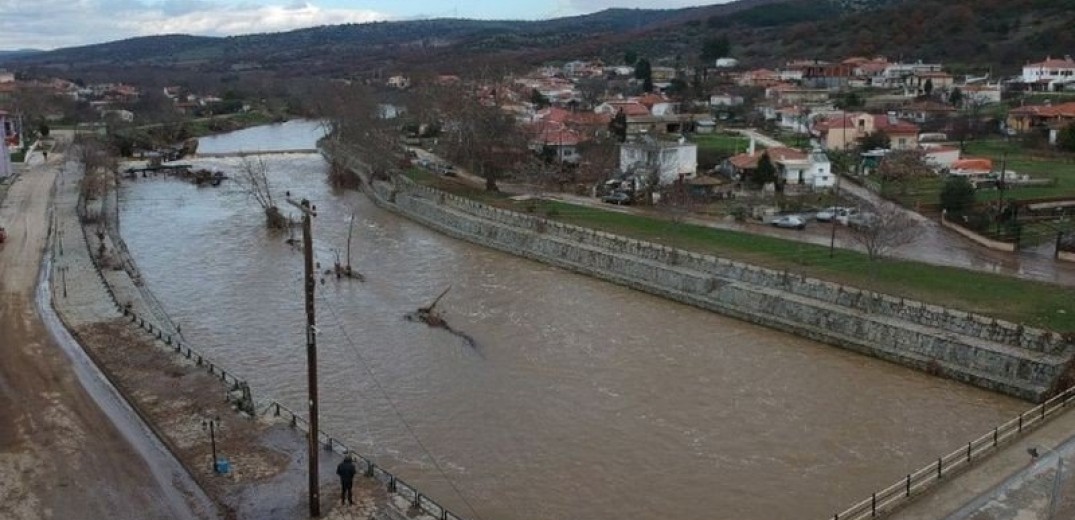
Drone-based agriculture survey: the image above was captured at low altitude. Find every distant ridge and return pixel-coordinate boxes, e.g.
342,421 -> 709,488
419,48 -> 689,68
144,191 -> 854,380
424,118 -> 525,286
5,0 -> 1072,76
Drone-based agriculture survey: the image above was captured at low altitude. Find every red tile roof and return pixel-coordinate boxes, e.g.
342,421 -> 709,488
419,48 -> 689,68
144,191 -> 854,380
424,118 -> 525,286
951,158 -> 993,172
728,147 -> 808,169
1010,102 -> 1075,118
1026,58 -> 1075,69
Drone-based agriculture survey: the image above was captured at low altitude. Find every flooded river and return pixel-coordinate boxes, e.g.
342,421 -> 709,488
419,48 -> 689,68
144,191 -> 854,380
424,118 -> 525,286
118,123 -> 1025,520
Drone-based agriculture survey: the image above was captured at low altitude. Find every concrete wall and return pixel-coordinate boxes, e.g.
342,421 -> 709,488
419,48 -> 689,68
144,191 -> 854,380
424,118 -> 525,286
325,144 -> 1074,402
940,215 -> 1018,252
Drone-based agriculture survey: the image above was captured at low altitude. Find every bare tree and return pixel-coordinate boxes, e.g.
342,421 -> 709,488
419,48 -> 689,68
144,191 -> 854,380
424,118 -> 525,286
75,135 -> 119,221
848,201 -> 920,261
877,149 -> 934,197
235,155 -> 287,229
438,87 -> 526,192
318,83 -> 401,184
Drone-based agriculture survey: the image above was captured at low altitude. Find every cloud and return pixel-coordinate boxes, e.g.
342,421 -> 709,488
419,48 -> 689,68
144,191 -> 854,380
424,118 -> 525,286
0,0 -> 387,50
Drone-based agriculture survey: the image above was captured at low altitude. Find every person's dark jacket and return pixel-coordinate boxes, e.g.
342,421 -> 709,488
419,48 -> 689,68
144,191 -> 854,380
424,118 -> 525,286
337,458 -> 357,484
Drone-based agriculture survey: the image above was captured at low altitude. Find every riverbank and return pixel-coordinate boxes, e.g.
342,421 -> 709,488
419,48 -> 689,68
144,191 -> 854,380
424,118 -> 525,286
325,142 -> 1074,402
49,154 -> 396,519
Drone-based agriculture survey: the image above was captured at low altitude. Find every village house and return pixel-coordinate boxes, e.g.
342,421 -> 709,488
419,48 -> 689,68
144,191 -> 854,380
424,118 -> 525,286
1021,56 -> 1075,92
725,141 -> 835,189
737,69 -> 781,87
619,137 -> 698,185
0,70 -> 13,83
525,120 -> 583,164
0,110 -> 11,178
1007,101 -> 1075,136
921,145 -> 962,170
906,71 -> 954,94
897,100 -> 956,124
709,93 -> 745,107
959,83 -> 1003,106
812,112 -> 920,151
715,57 -> 739,68
386,75 -> 410,89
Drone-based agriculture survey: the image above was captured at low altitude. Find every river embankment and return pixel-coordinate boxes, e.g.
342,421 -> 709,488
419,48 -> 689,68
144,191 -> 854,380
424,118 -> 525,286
48,154 -> 398,519
324,142 -> 1074,402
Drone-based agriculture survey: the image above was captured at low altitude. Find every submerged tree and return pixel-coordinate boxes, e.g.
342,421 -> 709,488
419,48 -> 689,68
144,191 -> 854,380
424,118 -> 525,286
235,155 -> 287,229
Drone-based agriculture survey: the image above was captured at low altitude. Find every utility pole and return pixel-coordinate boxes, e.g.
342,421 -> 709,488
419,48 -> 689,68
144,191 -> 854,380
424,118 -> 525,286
287,196 -> 320,518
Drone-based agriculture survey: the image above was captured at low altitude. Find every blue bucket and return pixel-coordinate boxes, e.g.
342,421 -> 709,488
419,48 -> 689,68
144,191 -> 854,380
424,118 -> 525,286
215,459 -> 231,474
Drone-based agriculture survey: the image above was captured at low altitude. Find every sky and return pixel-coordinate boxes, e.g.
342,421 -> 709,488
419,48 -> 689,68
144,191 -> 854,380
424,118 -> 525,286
0,0 -> 724,51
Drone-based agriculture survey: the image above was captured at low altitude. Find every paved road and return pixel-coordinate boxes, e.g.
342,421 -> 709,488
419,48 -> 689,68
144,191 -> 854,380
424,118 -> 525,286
0,146 -> 213,520
891,407 -> 1075,520
410,145 -> 1075,285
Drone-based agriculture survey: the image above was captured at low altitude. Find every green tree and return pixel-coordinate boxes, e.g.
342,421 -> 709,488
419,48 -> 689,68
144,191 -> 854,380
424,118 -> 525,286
752,152 -> 777,188
940,175 -> 976,215
1058,123 -> 1075,153
949,87 -> 963,107
858,130 -> 891,152
642,76 -> 655,93
530,89 -> 550,109
700,35 -> 730,62
634,58 -> 652,83
609,110 -> 628,143
835,91 -> 864,110
624,50 -> 638,66
923,78 -> 934,96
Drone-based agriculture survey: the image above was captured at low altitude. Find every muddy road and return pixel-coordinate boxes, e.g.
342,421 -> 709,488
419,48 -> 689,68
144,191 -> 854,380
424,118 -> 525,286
0,155 -> 210,520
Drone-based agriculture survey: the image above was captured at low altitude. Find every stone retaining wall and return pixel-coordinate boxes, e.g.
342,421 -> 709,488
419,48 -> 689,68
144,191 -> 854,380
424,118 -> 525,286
327,145 -> 1075,402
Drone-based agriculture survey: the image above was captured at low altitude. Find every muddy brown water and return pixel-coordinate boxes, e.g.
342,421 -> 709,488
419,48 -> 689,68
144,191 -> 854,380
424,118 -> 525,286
116,125 -> 1026,520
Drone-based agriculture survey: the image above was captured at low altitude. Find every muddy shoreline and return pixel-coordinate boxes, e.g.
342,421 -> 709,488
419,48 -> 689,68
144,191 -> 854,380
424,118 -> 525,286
49,158 -> 396,519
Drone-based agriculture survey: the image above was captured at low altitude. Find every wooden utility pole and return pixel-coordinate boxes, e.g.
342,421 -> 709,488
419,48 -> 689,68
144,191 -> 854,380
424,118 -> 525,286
287,196 -> 320,517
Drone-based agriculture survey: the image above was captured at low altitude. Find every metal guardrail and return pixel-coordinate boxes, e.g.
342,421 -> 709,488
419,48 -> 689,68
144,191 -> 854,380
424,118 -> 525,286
76,173 -> 465,520
263,400 -> 468,520
830,385 -> 1075,520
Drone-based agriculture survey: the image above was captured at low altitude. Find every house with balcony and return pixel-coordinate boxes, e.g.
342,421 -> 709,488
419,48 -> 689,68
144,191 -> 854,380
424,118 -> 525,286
1021,56 -> 1075,92
619,137 -> 697,186
813,112 -> 920,151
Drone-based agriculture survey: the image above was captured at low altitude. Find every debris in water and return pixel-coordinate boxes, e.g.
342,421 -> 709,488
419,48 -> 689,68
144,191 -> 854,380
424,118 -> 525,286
404,286 -> 476,348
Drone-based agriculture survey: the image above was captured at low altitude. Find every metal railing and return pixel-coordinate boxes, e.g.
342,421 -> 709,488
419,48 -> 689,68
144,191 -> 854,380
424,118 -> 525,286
264,400 -> 468,520
75,176 -> 465,520
831,385 -> 1075,520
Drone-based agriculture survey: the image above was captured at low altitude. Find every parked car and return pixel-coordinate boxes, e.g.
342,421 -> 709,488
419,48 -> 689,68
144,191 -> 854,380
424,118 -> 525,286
602,191 -> 632,205
835,208 -> 860,226
847,212 -> 879,229
440,164 -> 457,177
816,206 -> 852,222
771,215 -> 806,230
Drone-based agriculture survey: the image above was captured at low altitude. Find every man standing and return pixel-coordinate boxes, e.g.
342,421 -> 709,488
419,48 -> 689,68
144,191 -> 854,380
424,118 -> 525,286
336,453 -> 357,506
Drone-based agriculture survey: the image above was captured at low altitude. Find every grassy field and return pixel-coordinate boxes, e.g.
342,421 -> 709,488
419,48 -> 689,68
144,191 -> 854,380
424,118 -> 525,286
691,133 -> 762,155
402,171 -> 1075,331
963,140 -> 1075,201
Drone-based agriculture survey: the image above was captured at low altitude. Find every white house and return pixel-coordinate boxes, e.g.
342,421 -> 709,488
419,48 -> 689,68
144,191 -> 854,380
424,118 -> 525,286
710,93 -> 745,106
619,137 -> 698,185
715,58 -> 739,68
1021,56 -> 1075,90
0,70 -> 13,83
0,110 -> 11,179
776,148 -> 835,188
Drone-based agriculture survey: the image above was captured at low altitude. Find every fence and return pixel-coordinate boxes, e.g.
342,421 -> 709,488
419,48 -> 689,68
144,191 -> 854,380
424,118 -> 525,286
263,400 -> 468,520
830,384 -> 1075,520
75,170 -> 464,520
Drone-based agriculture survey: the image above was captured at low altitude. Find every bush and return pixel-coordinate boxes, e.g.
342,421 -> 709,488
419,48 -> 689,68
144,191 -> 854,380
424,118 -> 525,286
940,175 -> 976,214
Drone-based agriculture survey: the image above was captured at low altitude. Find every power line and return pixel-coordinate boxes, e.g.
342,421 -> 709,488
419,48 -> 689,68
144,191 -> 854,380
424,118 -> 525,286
315,290 -> 487,520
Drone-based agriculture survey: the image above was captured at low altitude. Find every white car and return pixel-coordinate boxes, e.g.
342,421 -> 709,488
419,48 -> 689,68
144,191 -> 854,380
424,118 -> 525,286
836,208 -> 860,226
815,206 -> 852,222
771,215 -> 806,230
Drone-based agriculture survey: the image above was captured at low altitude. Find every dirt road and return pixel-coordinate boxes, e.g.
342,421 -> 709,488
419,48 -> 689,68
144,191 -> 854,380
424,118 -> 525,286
0,154 -> 211,520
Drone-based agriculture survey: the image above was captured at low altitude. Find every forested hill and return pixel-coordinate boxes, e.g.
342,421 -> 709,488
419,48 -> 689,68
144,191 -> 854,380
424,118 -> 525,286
5,0 -> 1074,78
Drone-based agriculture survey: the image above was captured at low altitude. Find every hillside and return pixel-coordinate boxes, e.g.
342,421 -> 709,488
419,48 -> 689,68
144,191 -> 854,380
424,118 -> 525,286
6,0 -> 1074,79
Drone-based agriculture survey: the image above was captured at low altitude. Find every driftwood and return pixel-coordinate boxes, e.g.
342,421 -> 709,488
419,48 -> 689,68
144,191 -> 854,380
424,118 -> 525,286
404,286 -> 476,348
